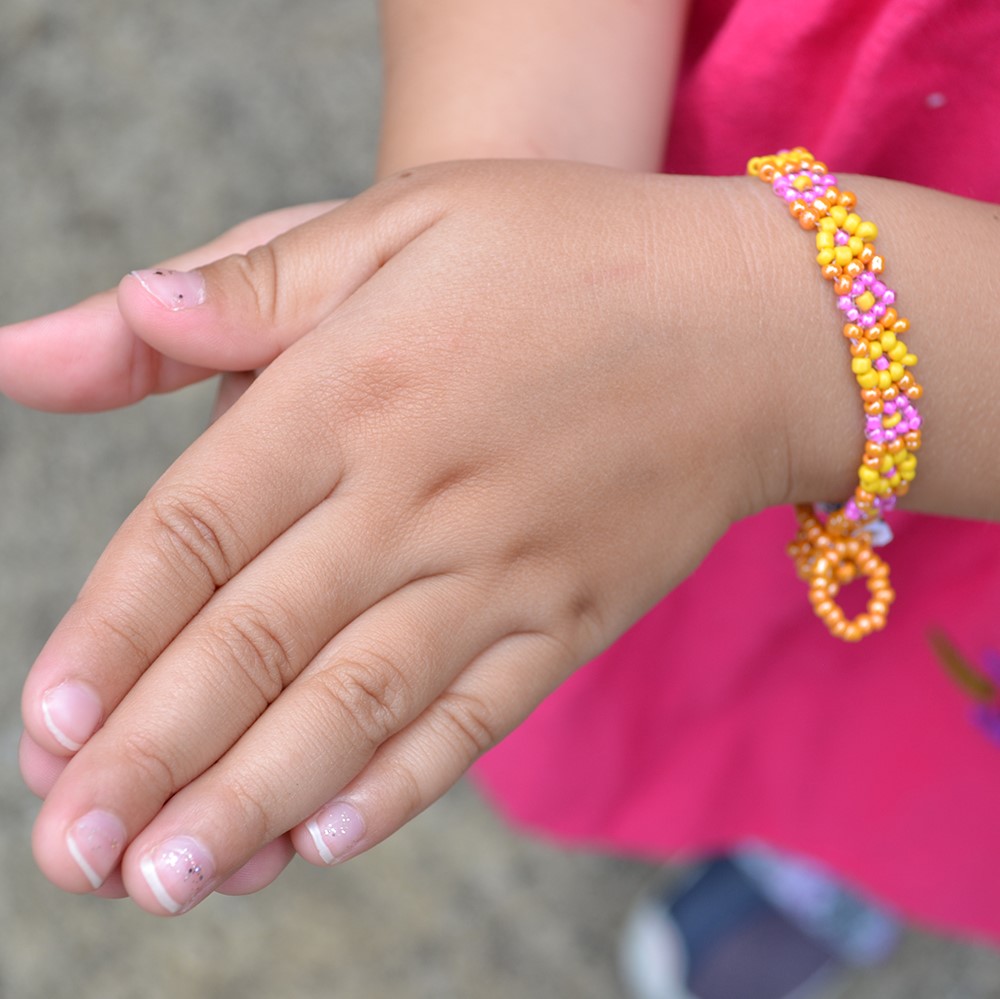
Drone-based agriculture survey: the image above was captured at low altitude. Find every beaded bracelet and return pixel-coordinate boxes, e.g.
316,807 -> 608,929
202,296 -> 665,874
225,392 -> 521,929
746,147 -> 922,642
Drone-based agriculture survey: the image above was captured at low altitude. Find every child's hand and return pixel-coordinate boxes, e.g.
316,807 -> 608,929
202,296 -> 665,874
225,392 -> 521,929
0,201 -> 341,413
14,160 -> 799,914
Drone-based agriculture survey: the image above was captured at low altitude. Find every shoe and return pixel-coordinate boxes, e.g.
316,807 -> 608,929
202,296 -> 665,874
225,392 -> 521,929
618,852 -> 898,999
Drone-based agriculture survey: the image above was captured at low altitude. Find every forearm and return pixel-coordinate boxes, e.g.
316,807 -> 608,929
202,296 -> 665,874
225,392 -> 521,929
377,0 -> 687,176
723,172 -> 1000,524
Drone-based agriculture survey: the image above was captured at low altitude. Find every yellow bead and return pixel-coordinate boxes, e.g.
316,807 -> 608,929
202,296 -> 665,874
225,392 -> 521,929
819,217 -> 838,232
879,453 -> 895,472
857,370 -> 879,390
851,357 -> 872,374
902,353 -> 918,366
843,213 -> 861,234
855,291 -> 876,311
848,235 -> 865,256
816,231 -> 836,249
889,361 -> 905,382
883,412 -> 902,429
816,249 -> 836,266
856,220 -> 878,240
878,371 -> 893,391
835,246 -> 854,267
900,467 -> 917,481
830,206 -> 848,227
869,342 -> 883,360
880,331 -> 897,351
859,466 -> 879,485
888,342 -> 908,361
793,175 -> 812,191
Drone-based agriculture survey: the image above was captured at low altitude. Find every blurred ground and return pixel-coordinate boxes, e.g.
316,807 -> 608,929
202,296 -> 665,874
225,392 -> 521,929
2,3 -> 1000,997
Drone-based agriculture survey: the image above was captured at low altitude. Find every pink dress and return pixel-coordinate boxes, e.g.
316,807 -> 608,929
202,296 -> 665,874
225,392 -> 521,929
473,0 -> 1000,944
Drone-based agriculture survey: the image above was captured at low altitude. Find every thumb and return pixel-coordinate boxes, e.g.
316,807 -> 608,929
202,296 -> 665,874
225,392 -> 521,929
117,183 -> 442,372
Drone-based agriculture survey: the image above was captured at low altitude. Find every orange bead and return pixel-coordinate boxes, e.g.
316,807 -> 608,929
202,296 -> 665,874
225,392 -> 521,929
798,210 -> 818,230
836,277 -> 854,296
843,622 -> 863,642
840,191 -> 857,208
759,163 -> 776,182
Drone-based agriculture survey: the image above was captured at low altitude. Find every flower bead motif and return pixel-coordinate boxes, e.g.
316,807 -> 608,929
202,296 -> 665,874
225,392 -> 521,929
747,147 -> 924,641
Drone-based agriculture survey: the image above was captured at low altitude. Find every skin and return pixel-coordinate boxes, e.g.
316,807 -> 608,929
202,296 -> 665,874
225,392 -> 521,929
4,2 -> 999,914
13,0 -> 691,904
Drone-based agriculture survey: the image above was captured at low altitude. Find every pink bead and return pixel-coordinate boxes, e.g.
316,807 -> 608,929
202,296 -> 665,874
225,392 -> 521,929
882,289 -> 896,305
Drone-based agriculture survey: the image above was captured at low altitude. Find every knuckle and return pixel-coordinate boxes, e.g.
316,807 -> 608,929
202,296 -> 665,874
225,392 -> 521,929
230,243 -> 281,330
319,650 -> 413,747
217,774 -> 272,844
212,603 -> 300,704
81,601 -> 158,668
118,728 -> 182,798
432,690 -> 499,758
148,489 -> 242,590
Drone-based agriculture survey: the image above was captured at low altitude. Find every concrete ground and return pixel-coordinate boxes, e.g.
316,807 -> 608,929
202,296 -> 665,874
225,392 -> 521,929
2,3 -> 1000,997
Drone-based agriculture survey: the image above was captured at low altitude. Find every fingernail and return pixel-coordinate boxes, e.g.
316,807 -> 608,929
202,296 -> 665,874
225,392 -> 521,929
66,810 -> 126,889
140,836 -> 215,914
130,268 -> 206,311
41,682 -> 103,752
306,801 -> 366,865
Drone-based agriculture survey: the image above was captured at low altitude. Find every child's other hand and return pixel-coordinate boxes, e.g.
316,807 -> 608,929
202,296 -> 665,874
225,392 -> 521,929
0,201 -> 341,413
17,161 -> 790,914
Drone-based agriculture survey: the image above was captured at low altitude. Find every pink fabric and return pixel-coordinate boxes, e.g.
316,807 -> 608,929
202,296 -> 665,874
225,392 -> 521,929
472,0 -> 1000,944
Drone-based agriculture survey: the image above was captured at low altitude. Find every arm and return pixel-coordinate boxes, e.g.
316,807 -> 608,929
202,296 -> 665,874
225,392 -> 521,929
18,163 -> 1000,914
377,0 -> 688,174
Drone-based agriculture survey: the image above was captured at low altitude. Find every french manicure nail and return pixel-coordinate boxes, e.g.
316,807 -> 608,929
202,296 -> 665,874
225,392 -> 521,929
306,801 -> 366,865
130,268 -> 206,311
41,682 -> 103,751
140,836 -> 215,914
66,810 -> 126,889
